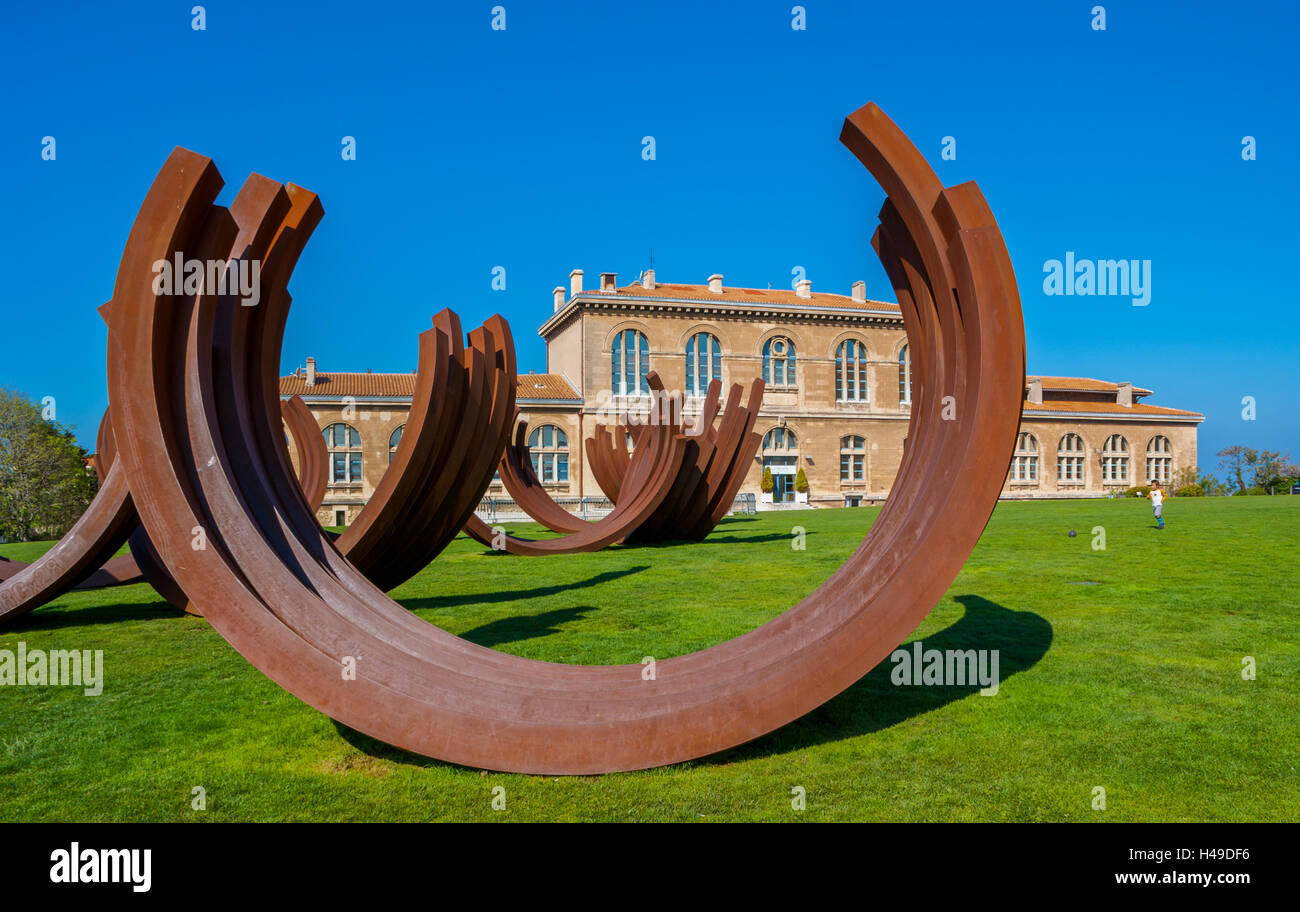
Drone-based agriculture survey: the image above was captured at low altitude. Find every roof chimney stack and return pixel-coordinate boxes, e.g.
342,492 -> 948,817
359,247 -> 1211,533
1117,382 -> 1134,408
1026,377 -> 1042,405
600,272 -> 617,292
708,274 -> 724,294
569,269 -> 583,298
851,280 -> 866,302
795,278 -> 812,299
641,269 -> 655,289
553,286 -> 566,311
305,357 -> 316,387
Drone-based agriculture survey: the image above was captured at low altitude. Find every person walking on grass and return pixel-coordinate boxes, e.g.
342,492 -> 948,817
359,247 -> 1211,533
1150,480 -> 1166,530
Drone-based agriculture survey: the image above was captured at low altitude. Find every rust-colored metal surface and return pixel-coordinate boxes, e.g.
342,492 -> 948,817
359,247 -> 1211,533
473,369 -> 761,550
585,374 -> 765,543
333,310 -> 517,591
89,101 -> 1024,775
282,395 -> 329,513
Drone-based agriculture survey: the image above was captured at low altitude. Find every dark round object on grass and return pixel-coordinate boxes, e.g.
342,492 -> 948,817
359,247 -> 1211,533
1068,530 -> 1077,537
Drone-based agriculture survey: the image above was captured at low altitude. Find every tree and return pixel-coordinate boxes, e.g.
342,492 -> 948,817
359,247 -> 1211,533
794,467 -> 809,494
0,389 -> 98,542
1172,465 -> 1200,491
760,467 -> 774,493
1251,450 -> 1299,495
1217,445 -> 1257,493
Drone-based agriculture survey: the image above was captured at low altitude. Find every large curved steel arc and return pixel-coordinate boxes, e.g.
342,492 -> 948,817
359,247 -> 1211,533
109,104 -> 1023,774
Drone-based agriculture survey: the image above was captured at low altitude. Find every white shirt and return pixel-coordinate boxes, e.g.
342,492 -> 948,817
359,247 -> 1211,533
1150,489 -> 1164,507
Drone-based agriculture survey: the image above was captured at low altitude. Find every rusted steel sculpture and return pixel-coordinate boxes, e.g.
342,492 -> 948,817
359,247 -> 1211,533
461,370 -> 761,550
461,389 -> 692,555
332,310 -> 517,591
585,374 -> 765,542
84,98 -> 1024,775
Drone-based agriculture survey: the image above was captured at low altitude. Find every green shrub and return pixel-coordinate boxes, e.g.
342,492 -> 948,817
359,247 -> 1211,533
1246,487 -> 1268,496
1121,485 -> 1151,498
760,467 -> 774,493
1176,484 -> 1204,497
794,467 -> 808,493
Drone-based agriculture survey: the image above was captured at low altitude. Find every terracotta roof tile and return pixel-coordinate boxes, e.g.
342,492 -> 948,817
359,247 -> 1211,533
1023,400 -> 1202,418
279,371 -> 581,401
1029,376 -> 1153,397
585,282 -> 901,312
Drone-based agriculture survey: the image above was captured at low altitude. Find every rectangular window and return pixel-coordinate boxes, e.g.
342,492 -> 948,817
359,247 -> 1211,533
558,454 -> 569,482
333,453 -> 346,483
349,453 -> 362,483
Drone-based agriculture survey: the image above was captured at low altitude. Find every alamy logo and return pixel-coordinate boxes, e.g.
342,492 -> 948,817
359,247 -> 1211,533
50,843 -> 151,892
151,253 -> 262,307
890,640 -> 1000,695
1042,252 -> 1151,306
0,641 -> 103,695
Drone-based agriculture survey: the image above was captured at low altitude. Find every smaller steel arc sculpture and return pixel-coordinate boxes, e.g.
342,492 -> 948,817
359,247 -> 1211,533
90,99 -> 1023,775
586,374 -> 765,543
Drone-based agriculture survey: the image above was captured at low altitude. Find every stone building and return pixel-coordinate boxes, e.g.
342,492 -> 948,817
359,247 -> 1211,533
279,269 -> 1202,524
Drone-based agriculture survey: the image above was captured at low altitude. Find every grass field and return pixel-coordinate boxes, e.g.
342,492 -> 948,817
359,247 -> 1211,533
1,496 -> 1297,821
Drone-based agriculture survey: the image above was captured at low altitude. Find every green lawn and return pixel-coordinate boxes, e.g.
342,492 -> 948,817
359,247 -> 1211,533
1,496 -> 1297,821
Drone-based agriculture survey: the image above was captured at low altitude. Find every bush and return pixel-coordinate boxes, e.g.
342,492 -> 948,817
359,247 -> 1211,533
1246,487 -> 1268,496
1121,485 -> 1151,498
794,467 -> 808,493
1176,484 -> 1204,497
760,467 -> 774,493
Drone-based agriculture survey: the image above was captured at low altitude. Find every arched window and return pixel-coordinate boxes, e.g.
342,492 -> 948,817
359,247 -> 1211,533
1101,434 -> 1129,484
684,332 -> 722,397
762,427 -> 797,452
762,336 -> 796,386
835,339 -> 868,402
527,424 -> 569,484
840,435 -> 866,482
1011,432 -> 1039,482
898,344 -> 912,405
323,423 -> 362,484
388,425 -> 404,463
1057,433 -> 1086,483
1146,435 -> 1172,483
611,329 -> 650,396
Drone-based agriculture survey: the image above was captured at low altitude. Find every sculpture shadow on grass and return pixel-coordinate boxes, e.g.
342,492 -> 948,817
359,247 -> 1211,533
9,596 -> 188,632
332,594 -> 1051,771
700,594 -> 1053,765
397,566 -> 648,612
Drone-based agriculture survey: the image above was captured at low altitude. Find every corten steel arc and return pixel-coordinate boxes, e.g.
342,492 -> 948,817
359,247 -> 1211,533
125,393 -> 332,614
461,383 -> 692,556
105,100 -> 1023,774
584,374 -> 766,543
463,371 -> 761,550
332,309 -> 518,591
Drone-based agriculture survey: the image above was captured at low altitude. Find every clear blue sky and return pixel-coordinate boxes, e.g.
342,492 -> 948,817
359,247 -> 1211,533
1,0 -> 1296,474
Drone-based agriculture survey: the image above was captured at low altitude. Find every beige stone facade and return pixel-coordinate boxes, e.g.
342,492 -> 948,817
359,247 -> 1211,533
279,270 -> 1202,524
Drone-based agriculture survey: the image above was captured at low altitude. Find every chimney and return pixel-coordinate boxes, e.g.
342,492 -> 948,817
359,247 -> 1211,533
1026,377 -> 1042,405
600,272 -> 617,292
569,269 -> 583,297
795,278 -> 812,299
305,357 -> 316,387
552,285 -> 566,311
708,274 -> 724,294
851,280 -> 866,302
1117,381 -> 1133,408
641,269 -> 655,289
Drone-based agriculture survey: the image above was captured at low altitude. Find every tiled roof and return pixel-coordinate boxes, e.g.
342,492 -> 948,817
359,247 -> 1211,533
515,373 -> 582,400
585,281 -> 901,312
278,371 -> 581,401
1023,400 -> 1202,419
1029,376 -> 1153,397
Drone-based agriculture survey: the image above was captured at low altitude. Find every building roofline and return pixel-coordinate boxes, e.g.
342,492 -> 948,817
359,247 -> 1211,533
539,292 -> 903,338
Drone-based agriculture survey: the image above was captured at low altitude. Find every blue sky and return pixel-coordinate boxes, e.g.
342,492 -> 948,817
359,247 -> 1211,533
1,0 -> 1296,474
